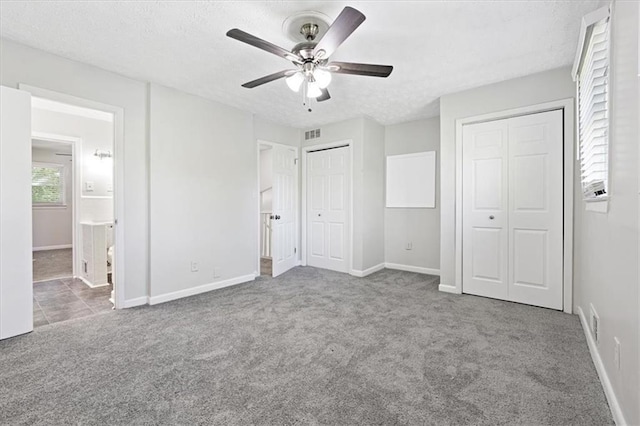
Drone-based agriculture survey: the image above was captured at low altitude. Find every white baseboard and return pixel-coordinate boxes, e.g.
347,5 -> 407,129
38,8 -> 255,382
148,274 -> 256,305
351,263 -> 385,278
121,296 -> 148,308
33,244 -> 72,252
438,284 -> 460,294
577,306 -> 627,426
384,263 -> 440,276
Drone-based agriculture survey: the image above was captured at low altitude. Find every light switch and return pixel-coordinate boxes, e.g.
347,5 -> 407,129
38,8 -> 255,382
85,181 -> 95,192
107,183 -> 113,193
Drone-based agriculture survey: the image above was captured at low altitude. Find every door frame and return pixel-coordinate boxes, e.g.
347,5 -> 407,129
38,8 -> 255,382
301,140 -> 354,273
31,132 -> 82,279
19,84 -> 126,309
255,140 -> 299,277
451,98 -> 575,313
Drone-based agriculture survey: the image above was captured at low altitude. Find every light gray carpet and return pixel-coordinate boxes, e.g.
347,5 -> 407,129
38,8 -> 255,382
0,267 -> 612,425
32,248 -> 72,282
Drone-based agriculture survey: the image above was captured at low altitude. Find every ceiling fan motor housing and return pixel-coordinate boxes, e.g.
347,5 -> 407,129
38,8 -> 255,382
292,42 -> 318,61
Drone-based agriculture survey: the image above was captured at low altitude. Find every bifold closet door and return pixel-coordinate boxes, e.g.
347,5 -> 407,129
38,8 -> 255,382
462,119 -> 509,301
507,110 -> 563,310
307,146 -> 350,273
462,110 -> 563,310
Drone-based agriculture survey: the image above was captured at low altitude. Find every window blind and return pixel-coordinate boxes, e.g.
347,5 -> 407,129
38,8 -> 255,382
577,17 -> 610,200
32,164 -> 64,204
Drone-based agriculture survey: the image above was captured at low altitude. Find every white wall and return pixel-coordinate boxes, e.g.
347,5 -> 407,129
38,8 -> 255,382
384,118 -> 440,272
254,117 -> 299,147
300,117 -> 385,273
574,1 -> 639,424
149,84 -> 256,300
362,118 -> 385,270
1,38 -> 148,302
31,147 -> 73,249
439,67 -> 576,290
32,108 -> 113,198
32,107 -> 114,225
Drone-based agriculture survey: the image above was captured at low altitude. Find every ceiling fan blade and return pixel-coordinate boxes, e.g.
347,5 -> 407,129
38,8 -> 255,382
317,88 -> 331,102
227,29 -> 300,63
327,62 -> 393,78
241,70 -> 293,88
312,7 -> 366,59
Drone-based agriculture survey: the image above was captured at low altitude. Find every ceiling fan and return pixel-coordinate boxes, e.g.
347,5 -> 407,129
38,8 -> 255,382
226,6 -> 393,108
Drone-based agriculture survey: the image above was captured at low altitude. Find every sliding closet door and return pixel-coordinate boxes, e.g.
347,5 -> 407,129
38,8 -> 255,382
462,110 -> 563,310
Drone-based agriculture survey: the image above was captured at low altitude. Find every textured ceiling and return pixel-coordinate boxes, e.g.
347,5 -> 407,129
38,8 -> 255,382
0,1 -> 602,129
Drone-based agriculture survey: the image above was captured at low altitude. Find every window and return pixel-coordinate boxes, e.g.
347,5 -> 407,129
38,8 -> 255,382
32,163 -> 65,206
573,6 -> 610,205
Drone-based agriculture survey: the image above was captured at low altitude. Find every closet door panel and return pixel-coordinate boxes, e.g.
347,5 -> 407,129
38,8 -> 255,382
462,120 -> 509,301
508,110 -> 564,310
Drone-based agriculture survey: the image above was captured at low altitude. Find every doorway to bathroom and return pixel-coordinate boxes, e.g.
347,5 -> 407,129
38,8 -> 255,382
27,91 -> 121,327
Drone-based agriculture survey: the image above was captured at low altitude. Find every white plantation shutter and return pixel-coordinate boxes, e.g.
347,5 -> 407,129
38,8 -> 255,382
576,15 -> 610,200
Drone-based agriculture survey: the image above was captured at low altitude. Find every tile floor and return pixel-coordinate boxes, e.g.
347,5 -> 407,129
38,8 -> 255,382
260,258 -> 272,276
33,278 -> 113,327
32,248 -> 73,282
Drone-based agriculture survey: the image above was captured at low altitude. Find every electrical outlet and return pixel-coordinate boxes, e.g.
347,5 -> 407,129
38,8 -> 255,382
614,337 -> 621,371
590,304 -> 600,344
213,267 -> 221,278
190,261 -> 199,272
405,242 -> 413,250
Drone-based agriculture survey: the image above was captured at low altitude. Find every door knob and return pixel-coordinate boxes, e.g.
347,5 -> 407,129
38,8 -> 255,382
489,215 -> 495,220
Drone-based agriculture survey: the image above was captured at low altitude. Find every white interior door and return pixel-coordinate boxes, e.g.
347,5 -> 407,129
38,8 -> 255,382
0,86 -> 33,339
462,110 -> 564,310
307,146 -> 350,273
271,145 -> 297,277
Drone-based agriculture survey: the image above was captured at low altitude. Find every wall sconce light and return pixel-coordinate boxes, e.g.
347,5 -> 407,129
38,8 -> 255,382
94,149 -> 112,160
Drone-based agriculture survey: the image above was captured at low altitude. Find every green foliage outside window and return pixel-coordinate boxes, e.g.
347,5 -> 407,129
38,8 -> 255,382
32,165 -> 63,204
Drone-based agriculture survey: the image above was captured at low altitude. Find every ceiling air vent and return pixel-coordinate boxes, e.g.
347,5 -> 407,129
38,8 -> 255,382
305,128 -> 321,141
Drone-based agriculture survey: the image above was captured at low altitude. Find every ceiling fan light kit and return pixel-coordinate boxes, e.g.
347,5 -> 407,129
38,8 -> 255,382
226,6 -> 393,112
285,72 -> 305,92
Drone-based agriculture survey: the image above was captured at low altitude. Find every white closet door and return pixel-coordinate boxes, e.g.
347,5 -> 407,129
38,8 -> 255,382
507,110 -> 563,310
462,119 -> 509,300
307,147 -> 350,273
271,145 -> 297,277
0,86 -> 33,339
462,110 -> 564,310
